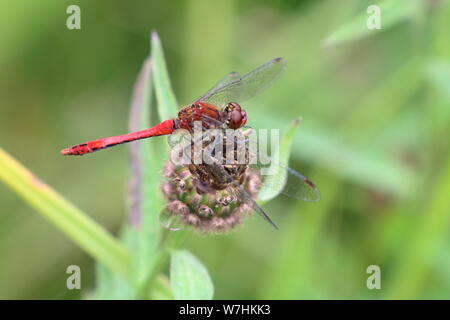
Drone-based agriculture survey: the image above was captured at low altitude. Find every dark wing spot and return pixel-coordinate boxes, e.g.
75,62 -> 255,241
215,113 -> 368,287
304,178 -> 316,188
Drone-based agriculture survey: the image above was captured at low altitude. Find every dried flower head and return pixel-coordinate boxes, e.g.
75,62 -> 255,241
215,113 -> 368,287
161,160 -> 261,234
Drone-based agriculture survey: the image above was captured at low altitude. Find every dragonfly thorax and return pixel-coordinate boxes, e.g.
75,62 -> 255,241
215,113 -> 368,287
175,101 -> 247,132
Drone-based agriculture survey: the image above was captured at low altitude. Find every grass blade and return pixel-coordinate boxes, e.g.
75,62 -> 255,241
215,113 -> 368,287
0,147 -> 131,277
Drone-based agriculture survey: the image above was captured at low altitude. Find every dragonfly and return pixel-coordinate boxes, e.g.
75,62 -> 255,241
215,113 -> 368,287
61,58 -> 284,156
174,124 -> 320,230
61,57 -> 320,228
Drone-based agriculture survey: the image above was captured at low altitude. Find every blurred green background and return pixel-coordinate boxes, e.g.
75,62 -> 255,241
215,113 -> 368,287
1,0 -> 450,299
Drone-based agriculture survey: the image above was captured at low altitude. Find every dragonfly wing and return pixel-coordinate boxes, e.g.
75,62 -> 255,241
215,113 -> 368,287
276,165 -> 319,201
230,182 -> 278,229
194,71 -> 240,104
197,57 -> 286,107
255,158 -> 320,202
194,135 -> 279,229
232,128 -> 320,202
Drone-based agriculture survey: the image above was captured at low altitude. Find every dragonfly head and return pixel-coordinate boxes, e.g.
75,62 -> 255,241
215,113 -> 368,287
223,102 -> 247,129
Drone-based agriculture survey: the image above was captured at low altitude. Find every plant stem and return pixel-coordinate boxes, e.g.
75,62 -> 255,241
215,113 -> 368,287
136,229 -> 188,299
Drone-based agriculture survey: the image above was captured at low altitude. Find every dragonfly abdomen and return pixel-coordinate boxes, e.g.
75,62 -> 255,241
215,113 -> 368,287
61,119 -> 175,156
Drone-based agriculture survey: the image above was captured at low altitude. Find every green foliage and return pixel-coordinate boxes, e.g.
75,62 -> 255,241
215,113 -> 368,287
151,31 -> 179,121
1,0 -> 450,300
0,32 -> 215,300
0,31 -> 301,300
324,0 -> 422,47
258,118 -> 300,202
126,54 -> 160,293
93,32 -> 214,299
0,148 -> 131,278
170,250 -> 214,300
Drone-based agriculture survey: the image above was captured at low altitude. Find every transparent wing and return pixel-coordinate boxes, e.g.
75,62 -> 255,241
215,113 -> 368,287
169,125 -> 318,230
196,71 -> 240,103
174,124 -> 320,202
256,161 -> 321,202
230,181 -> 279,229
236,128 -> 320,202
195,57 -> 286,107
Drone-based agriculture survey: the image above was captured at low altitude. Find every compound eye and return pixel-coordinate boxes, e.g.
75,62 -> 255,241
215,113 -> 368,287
229,109 -> 243,129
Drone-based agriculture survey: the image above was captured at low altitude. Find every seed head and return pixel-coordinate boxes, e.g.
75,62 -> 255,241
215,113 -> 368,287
161,161 -> 261,234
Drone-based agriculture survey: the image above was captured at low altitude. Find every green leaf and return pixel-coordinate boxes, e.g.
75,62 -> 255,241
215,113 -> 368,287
258,118 -> 300,202
323,0 -> 422,47
170,250 -> 214,300
0,147 -> 131,278
151,31 -> 179,121
94,262 -> 134,300
149,274 -> 174,300
126,40 -> 163,290
123,31 -> 184,297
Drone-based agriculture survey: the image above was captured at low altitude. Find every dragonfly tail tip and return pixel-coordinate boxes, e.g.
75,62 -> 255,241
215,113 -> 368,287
60,148 -> 71,156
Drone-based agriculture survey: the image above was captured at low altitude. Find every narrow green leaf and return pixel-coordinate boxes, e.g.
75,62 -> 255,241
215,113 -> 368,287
323,0 -> 422,47
126,49 -> 163,289
258,118 -> 300,202
151,31 -> 179,121
128,56 -> 154,226
124,32 -> 184,296
0,147 -> 131,278
170,250 -> 214,300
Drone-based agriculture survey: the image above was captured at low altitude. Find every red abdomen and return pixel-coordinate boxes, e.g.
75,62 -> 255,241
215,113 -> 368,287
61,119 -> 175,156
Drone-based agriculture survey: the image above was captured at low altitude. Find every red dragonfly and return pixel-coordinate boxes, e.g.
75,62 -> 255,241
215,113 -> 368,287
61,58 -> 285,156
61,58 -> 320,228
